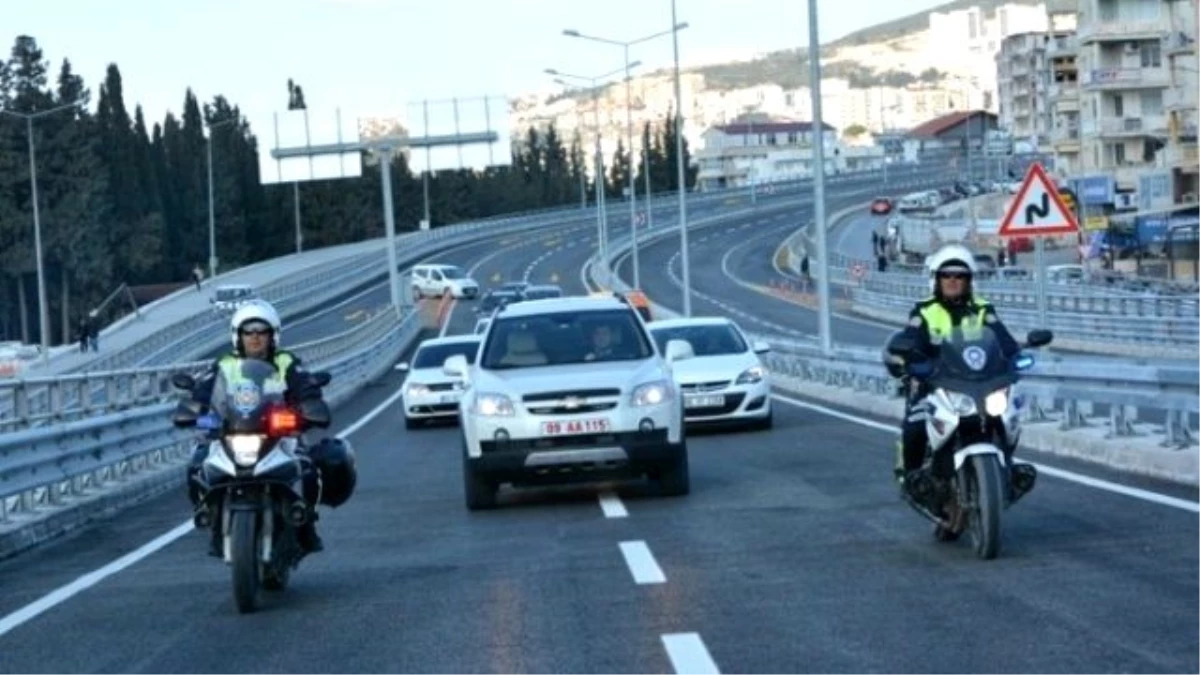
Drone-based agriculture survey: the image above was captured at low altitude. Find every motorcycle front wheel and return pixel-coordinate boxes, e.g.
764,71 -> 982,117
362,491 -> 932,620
230,510 -> 261,613
966,454 -> 1003,560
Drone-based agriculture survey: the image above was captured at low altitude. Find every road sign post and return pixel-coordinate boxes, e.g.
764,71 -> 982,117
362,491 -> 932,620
265,99 -> 508,317
997,162 -> 1080,330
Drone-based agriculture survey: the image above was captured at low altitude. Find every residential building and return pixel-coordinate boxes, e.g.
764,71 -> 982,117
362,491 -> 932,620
693,119 -> 871,191
997,32 -> 1052,147
929,2 -> 1050,110
1045,0 -> 1081,175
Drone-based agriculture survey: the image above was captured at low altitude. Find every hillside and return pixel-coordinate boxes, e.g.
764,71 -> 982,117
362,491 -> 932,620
829,0 -> 1042,48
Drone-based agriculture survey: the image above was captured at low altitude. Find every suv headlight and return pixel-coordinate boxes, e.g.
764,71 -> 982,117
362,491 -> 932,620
632,380 -> 673,407
474,392 -> 514,416
736,365 -> 765,384
406,383 -> 430,397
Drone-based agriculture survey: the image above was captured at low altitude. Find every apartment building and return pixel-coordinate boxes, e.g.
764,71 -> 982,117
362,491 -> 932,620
1045,0 -> 1081,175
692,119 -> 875,190
1076,0 -> 1197,210
929,2 -> 1050,109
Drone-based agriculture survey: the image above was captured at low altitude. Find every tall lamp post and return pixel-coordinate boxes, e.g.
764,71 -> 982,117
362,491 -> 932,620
546,65 -> 636,274
1,99 -> 87,361
206,116 -> 238,280
669,0 -> 694,316
562,22 -> 689,290
806,0 -> 833,353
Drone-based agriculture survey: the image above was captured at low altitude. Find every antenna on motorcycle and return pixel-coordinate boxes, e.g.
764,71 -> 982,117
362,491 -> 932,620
267,406 -> 300,436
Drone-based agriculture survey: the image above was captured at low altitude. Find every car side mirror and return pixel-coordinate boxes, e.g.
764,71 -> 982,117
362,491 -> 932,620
394,361 -> 409,372
752,340 -> 771,355
443,354 -> 469,378
664,339 -> 694,363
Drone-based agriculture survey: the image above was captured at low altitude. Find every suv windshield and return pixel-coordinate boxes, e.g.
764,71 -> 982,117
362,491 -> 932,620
481,309 -> 652,369
649,323 -> 747,356
440,267 -> 465,280
413,341 -> 479,369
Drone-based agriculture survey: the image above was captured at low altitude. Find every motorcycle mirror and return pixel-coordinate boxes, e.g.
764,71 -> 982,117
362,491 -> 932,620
1025,329 -> 1053,348
171,373 -> 196,391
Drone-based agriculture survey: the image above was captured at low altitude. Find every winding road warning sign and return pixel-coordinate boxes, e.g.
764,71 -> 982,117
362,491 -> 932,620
998,162 -> 1079,237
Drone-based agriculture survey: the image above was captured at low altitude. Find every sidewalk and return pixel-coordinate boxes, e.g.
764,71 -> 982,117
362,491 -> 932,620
17,240 -> 380,379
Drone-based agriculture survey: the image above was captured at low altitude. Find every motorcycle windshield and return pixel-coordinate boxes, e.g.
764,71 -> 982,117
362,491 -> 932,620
208,358 -> 287,434
928,326 -> 1017,398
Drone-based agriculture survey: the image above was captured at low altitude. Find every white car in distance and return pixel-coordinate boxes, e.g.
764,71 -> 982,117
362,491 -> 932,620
442,295 -> 694,510
648,317 -> 773,430
397,335 -> 480,429
411,264 -> 480,300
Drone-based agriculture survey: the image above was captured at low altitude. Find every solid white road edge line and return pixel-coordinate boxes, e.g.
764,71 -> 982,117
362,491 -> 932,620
770,392 -> 1200,514
0,383 -> 408,640
618,540 -> 666,584
598,492 -> 628,518
661,633 -> 721,675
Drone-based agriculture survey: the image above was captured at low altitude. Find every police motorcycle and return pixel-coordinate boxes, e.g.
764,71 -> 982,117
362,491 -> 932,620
171,359 -> 339,613
885,326 -> 1052,560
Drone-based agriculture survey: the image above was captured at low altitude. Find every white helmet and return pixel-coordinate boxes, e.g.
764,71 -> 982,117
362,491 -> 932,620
229,300 -> 282,351
925,244 -> 977,293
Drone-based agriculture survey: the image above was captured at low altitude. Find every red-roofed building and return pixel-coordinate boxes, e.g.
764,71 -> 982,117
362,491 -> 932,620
695,118 -> 883,190
900,110 -> 1000,165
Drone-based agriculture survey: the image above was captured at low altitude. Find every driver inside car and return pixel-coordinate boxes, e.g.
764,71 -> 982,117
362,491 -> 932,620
887,244 -> 1035,500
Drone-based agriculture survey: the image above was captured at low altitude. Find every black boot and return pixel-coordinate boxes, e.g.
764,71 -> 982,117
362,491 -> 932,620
207,526 -> 222,558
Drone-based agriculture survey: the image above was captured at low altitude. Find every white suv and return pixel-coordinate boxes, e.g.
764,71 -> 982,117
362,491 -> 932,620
442,295 -> 695,510
411,264 -> 479,300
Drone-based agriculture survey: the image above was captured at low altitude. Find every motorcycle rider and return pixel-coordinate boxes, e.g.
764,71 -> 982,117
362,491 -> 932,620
885,244 -> 1036,498
185,300 -> 326,557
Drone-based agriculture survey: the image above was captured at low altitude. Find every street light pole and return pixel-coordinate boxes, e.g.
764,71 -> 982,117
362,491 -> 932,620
205,117 -> 237,280
671,0 -> 692,316
807,0 -> 832,354
547,66 -> 635,281
1,100 -> 86,360
563,22 -> 688,291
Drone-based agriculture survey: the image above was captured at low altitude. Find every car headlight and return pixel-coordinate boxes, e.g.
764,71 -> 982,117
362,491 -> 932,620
474,392 -> 514,416
226,435 -> 263,467
632,380 -> 673,407
985,389 -> 1009,416
406,383 -> 430,397
736,365 -> 765,384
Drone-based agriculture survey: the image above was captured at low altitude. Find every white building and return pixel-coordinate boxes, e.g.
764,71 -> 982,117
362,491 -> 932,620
929,2 -> 1050,110
694,120 -> 879,190
1045,0 -> 1082,175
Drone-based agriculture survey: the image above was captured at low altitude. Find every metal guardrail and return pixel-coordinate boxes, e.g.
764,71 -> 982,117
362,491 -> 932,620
782,203 -> 1200,356
593,206 -> 1200,451
0,305 -> 422,525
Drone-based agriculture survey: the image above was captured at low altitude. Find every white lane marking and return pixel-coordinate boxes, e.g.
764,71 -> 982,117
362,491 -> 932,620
618,540 -> 666,584
598,492 -> 628,518
770,392 -> 1200,514
661,633 -> 721,674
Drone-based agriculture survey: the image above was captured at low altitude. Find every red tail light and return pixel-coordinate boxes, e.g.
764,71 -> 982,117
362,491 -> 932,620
267,407 -> 300,436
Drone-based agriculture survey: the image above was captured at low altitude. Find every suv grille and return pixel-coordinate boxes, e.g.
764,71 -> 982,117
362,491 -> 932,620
523,388 -> 621,415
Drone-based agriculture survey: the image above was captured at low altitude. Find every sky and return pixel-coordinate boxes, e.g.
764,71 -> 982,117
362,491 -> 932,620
2,0 -> 951,179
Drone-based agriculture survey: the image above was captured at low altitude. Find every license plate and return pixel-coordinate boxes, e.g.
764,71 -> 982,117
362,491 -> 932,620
541,418 -> 610,435
439,393 -> 461,404
685,394 -> 725,409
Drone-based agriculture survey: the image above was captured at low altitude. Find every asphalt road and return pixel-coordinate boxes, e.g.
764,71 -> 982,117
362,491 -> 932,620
0,189 -> 1195,674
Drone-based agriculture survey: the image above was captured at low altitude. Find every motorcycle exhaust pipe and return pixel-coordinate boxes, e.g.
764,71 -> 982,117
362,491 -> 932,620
288,502 -> 308,526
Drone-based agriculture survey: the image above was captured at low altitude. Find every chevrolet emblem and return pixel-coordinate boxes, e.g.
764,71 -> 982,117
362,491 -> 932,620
563,396 -> 585,409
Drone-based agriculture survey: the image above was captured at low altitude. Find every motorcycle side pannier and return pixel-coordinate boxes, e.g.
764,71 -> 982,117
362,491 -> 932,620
309,437 -> 358,508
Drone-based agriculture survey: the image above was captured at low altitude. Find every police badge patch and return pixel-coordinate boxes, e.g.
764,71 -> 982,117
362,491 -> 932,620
232,381 -> 262,414
962,345 -> 988,371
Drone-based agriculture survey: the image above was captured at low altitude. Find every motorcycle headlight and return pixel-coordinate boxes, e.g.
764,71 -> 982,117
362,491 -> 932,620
985,389 -> 1009,416
736,365 -> 765,385
227,435 -> 263,467
474,392 -> 514,416
938,389 -> 977,416
632,380 -> 672,407
406,383 -> 430,397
